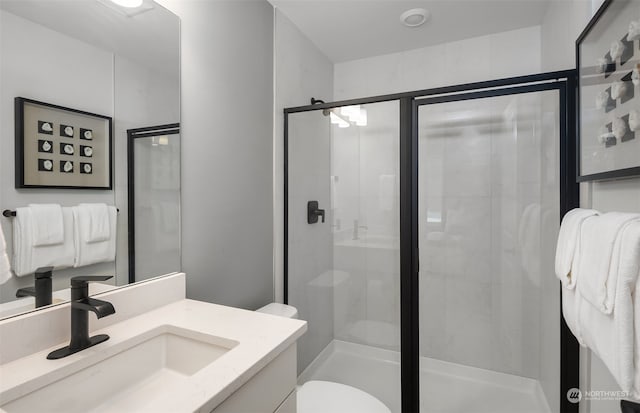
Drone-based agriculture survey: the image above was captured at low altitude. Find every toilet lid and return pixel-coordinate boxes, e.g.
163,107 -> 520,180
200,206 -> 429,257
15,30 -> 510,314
256,303 -> 298,318
297,381 -> 391,413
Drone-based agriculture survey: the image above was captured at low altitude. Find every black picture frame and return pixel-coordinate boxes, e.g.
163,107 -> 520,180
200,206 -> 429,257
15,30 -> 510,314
15,97 -> 113,189
576,0 -> 640,182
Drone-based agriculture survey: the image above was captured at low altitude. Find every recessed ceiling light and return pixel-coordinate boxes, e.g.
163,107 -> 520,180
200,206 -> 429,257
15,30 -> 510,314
109,0 -> 143,8
400,8 -> 430,28
98,0 -> 154,16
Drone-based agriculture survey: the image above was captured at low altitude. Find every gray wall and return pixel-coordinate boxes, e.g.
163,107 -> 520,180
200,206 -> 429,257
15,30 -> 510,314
158,0 -> 274,310
273,9 -> 334,302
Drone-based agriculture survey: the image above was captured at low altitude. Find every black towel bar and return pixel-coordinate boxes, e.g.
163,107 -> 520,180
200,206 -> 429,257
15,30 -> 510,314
2,208 -> 119,218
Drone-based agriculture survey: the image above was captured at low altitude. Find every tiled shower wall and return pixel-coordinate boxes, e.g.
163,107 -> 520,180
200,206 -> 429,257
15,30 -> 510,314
417,92 -> 559,384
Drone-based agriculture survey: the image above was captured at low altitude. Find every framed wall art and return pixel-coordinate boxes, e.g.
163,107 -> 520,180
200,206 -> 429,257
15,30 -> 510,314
577,0 -> 640,181
15,97 -> 112,189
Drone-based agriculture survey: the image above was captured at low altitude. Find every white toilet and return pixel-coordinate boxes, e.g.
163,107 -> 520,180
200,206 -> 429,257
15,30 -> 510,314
256,303 -> 392,413
256,302 -> 299,318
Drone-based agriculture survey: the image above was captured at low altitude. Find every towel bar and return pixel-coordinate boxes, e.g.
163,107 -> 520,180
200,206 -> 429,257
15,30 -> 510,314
2,208 -> 119,218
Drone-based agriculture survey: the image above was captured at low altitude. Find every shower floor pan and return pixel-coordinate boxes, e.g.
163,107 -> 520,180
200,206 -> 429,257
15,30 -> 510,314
299,340 -> 552,413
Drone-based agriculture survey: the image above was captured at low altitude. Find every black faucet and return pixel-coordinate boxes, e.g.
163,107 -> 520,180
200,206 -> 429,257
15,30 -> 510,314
47,275 -> 116,360
15,266 -> 53,308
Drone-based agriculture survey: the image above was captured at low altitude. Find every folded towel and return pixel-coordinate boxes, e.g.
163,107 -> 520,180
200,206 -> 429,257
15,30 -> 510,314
379,174 -> 395,212
27,204 -> 64,247
555,208 -> 599,289
576,212 -> 640,314
12,207 -> 75,276
77,203 -> 111,243
562,284 -> 585,346
0,224 -> 11,285
73,205 -> 117,267
576,221 -> 640,396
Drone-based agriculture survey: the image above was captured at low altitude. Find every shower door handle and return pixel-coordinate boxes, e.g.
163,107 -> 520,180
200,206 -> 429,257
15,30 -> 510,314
307,201 -> 325,224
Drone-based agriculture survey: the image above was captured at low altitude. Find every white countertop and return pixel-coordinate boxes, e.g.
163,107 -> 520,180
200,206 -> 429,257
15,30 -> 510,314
0,299 -> 307,412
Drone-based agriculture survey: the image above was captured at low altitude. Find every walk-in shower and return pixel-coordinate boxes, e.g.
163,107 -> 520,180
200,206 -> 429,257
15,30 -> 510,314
285,71 -> 579,413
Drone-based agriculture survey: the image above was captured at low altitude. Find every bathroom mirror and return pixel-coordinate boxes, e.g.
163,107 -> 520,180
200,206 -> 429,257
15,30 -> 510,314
0,0 -> 180,319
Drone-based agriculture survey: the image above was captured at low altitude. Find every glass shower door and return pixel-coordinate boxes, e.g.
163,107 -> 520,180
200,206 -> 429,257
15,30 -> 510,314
417,89 -> 561,413
127,124 -> 181,282
287,100 -> 402,412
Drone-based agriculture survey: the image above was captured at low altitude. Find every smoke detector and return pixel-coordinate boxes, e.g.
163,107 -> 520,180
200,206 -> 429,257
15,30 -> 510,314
400,8 -> 430,27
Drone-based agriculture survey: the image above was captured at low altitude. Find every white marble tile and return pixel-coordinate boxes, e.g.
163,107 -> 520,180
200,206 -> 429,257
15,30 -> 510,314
419,271 -> 447,357
443,34 -> 491,86
398,43 -> 447,92
490,26 -> 541,80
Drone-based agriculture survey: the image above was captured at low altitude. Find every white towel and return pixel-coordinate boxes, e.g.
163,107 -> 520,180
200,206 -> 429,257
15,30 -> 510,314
634,273 -> 640,401
0,224 -> 11,285
561,285 -> 585,346
73,205 -> 117,267
576,212 -> 640,314
12,207 -> 75,276
27,204 -> 64,247
555,208 -> 599,289
575,221 -> 640,397
77,203 -> 111,243
379,174 -> 395,212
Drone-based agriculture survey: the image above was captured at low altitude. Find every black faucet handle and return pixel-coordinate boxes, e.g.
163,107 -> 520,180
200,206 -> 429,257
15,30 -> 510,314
35,266 -> 53,279
71,275 -> 113,287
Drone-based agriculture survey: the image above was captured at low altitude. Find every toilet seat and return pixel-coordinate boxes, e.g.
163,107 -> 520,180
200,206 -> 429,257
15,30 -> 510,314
297,380 -> 391,413
256,303 -> 298,318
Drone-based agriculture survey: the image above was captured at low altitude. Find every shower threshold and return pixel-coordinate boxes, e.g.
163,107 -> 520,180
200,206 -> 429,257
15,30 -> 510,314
298,340 -> 552,413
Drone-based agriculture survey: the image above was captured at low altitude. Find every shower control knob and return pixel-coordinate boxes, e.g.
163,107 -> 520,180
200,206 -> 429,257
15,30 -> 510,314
307,201 -> 325,224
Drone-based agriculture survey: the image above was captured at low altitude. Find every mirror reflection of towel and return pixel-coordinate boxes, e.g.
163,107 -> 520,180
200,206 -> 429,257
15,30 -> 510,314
28,204 -> 64,247
13,207 -> 75,276
0,226 -> 11,285
77,203 -> 110,243
72,206 -> 117,268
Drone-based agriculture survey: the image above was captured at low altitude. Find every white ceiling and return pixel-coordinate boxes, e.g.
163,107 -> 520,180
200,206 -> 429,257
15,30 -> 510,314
0,0 -> 179,77
269,0 -> 552,62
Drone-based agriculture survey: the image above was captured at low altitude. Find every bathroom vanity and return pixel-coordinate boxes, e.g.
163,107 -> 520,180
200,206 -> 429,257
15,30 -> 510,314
0,273 -> 306,412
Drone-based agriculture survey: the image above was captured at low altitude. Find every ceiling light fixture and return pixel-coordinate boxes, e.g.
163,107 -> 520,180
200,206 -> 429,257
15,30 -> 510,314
98,0 -> 154,17
400,8 -> 430,28
109,0 -> 143,7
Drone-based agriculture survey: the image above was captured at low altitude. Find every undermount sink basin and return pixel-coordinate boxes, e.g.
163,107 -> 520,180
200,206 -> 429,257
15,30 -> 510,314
2,325 -> 238,413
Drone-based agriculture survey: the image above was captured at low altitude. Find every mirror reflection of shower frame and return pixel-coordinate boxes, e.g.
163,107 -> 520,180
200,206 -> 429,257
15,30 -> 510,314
127,123 -> 180,284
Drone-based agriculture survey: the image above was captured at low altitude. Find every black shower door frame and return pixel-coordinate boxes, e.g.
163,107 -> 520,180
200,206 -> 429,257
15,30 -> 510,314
126,123 -> 180,284
284,70 -> 579,413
